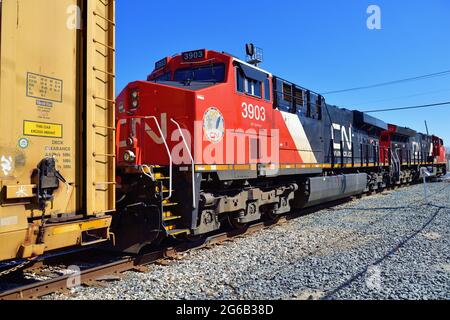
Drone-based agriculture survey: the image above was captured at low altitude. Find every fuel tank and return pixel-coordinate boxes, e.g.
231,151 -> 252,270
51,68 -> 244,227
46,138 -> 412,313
296,173 -> 368,208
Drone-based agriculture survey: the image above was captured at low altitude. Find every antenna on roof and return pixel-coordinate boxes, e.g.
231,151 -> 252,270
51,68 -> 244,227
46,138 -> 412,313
245,43 -> 263,67
424,120 -> 430,135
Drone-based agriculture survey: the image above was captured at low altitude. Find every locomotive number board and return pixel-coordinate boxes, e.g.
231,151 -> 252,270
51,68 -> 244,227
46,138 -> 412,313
182,50 -> 205,61
155,58 -> 168,70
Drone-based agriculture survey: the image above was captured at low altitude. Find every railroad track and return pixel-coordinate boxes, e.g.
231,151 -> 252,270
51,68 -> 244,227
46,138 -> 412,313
0,221 -> 287,300
0,182 -> 439,300
0,196 -> 354,300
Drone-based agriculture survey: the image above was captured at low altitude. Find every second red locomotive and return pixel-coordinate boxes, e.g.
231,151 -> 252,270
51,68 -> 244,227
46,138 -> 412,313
114,49 -> 447,252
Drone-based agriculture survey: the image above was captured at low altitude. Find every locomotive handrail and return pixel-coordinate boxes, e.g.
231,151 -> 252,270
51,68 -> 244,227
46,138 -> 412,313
116,115 -> 173,201
146,116 -> 173,201
170,118 -> 197,209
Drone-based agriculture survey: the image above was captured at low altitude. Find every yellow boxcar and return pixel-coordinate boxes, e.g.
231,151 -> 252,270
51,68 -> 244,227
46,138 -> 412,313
0,0 -> 115,261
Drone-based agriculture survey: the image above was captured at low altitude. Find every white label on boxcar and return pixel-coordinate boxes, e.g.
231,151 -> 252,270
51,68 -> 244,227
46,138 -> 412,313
0,216 -> 19,227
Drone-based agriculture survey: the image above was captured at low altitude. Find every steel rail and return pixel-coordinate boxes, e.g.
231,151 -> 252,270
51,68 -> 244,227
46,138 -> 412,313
0,198 -> 365,300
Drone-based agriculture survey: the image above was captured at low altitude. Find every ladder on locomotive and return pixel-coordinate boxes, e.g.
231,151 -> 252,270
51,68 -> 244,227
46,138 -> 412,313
154,118 -> 197,237
150,117 -> 195,237
153,166 -> 190,237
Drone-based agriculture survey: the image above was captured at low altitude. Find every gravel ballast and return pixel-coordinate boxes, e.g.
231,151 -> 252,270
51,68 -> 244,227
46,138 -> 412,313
46,180 -> 450,300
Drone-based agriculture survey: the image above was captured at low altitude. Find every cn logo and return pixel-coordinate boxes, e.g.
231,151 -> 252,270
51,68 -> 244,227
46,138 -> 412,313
331,123 -> 353,151
131,114 -> 168,145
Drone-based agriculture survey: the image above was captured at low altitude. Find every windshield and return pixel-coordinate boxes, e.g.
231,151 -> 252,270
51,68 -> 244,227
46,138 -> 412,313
152,72 -> 171,82
174,64 -> 225,83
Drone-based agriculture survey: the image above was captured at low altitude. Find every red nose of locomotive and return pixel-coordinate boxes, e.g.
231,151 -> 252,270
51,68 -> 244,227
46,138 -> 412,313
116,80 -> 196,167
116,50 -> 232,168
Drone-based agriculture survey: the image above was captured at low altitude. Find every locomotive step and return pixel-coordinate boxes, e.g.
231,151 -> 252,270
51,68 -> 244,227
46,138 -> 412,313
162,201 -> 178,207
163,215 -> 182,222
167,229 -> 190,236
163,211 -> 175,218
153,173 -> 170,180
155,187 -> 174,193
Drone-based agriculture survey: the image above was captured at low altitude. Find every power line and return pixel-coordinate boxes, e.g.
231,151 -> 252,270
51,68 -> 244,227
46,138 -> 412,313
365,101 -> 450,113
353,88 -> 450,107
323,69 -> 450,95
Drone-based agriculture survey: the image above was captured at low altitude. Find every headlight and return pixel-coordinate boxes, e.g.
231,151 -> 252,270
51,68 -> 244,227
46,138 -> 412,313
130,90 -> 139,109
123,150 -> 136,162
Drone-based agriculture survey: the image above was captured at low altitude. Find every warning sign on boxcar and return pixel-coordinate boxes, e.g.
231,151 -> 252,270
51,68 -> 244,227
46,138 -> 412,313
23,121 -> 63,138
26,73 -> 63,103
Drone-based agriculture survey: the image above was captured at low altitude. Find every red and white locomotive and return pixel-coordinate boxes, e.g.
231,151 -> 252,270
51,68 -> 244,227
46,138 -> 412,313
114,49 -> 447,252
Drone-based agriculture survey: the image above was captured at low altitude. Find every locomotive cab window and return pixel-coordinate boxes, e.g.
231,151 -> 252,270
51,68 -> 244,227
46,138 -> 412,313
174,63 -> 225,83
235,63 -> 268,99
152,72 -> 171,82
237,70 -> 261,98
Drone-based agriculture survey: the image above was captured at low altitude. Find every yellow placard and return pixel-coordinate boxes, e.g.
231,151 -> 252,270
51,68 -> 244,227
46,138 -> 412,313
24,121 -> 63,138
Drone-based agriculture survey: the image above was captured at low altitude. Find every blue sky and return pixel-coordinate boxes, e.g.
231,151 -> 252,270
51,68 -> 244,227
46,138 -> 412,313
116,0 -> 450,145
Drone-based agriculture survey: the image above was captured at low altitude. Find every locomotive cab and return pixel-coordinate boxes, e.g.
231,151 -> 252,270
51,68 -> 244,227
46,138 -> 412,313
116,49 -> 274,169
114,50 -> 277,252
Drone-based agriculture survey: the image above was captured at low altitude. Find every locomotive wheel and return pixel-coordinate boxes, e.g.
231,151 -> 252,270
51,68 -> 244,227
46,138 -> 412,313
227,215 -> 248,230
265,210 -> 281,223
182,233 -> 205,243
